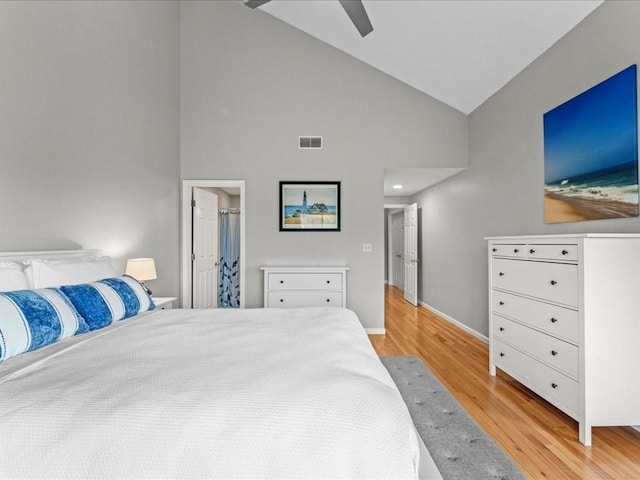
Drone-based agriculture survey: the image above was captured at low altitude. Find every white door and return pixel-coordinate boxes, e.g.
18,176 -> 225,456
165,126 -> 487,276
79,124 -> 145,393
192,187 -> 218,308
403,203 -> 418,306
392,212 -> 405,289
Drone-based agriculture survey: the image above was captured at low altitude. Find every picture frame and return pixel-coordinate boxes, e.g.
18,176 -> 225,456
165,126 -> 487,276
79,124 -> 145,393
543,65 -> 639,223
279,181 -> 341,231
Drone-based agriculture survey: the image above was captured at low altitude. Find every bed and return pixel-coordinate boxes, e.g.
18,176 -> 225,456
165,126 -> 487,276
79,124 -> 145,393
0,250 -> 441,479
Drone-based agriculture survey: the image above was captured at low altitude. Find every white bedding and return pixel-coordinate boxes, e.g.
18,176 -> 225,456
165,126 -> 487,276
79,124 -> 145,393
0,306 -> 438,479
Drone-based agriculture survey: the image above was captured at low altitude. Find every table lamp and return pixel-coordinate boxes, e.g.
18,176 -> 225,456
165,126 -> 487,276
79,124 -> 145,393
125,258 -> 157,295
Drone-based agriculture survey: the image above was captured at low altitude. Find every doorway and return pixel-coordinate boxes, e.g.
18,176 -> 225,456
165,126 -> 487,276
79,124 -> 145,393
384,202 -> 419,306
181,180 -> 246,309
387,208 -> 405,290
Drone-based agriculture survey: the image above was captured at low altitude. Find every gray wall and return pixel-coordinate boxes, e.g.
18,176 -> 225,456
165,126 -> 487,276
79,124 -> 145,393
11,1 -> 627,337
203,188 -> 238,210
412,0 -> 640,337
0,1 -> 181,297
180,1 -> 468,329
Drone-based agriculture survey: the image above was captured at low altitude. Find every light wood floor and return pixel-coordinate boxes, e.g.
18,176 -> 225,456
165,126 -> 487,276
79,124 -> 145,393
370,285 -> 640,480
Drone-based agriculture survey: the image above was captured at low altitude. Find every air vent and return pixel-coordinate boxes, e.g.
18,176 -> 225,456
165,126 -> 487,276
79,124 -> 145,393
299,136 -> 323,149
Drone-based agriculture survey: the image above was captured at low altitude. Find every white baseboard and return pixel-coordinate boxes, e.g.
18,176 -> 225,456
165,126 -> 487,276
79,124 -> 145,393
366,328 -> 386,335
419,300 -> 489,344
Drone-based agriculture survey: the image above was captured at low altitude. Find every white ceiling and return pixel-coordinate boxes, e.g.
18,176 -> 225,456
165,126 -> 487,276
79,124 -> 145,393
251,0 -> 604,196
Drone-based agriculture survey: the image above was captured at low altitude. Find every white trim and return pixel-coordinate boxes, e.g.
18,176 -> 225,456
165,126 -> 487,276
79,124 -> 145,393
181,180 -> 246,309
0,249 -> 100,263
366,328 -> 386,335
386,210 -> 394,287
419,300 -> 488,343
384,204 -> 410,209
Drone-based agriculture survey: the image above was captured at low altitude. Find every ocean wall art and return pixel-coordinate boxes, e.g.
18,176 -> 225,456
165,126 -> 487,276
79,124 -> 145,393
543,65 -> 639,223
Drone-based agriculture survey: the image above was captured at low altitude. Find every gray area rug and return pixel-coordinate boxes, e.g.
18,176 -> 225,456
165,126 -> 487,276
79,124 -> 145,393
382,356 -> 526,480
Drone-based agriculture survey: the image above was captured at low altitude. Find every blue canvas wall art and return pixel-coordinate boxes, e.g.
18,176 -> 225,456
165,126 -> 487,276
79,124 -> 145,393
544,65 -> 639,223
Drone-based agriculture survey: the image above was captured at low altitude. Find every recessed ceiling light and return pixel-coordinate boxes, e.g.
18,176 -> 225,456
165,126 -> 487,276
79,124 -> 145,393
392,184 -> 403,189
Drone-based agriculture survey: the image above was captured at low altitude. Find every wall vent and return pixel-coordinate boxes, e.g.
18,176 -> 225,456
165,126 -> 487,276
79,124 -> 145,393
299,136 -> 323,149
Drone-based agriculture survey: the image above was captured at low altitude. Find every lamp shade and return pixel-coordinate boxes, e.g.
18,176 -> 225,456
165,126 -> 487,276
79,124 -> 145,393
125,258 -> 157,282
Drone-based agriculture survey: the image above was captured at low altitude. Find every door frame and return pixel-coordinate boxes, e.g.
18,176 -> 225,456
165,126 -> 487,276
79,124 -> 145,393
387,208 -> 405,288
181,179 -> 246,309
384,203 -> 409,289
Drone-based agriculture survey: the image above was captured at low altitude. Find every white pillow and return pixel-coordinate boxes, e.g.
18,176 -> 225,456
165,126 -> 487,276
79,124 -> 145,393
27,257 -> 117,289
0,262 -> 29,292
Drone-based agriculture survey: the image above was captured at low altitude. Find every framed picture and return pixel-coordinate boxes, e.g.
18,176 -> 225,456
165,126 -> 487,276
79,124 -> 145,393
280,181 -> 341,231
543,65 -> 639,223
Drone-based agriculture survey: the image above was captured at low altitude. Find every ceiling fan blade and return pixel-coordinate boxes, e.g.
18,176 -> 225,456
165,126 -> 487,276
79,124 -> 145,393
338,0 -> 373,37
245,0 -> 271,9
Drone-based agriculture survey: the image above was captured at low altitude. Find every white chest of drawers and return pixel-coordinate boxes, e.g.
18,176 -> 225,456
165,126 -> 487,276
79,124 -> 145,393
261,266 -> 349,308
487,234 -> 640,446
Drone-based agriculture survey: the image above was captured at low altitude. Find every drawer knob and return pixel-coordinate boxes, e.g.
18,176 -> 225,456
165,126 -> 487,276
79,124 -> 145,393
326,280 -> 330,284
551,350 -> 558,356
499,301 -> 504,306
550,317 -> 558,323
561,250 -> 569,255
280,280 -> 284,284
326,299 -> 330,302
499,272 -> 504,277
492,248 -> 497,252
279,299 -> 284,302
550,280 -> 557,286
551,383 -> 558,389
499,352 -> 505,357
513,248 -> 519,253
499,327 -> 505,332
529,249 -> 535,254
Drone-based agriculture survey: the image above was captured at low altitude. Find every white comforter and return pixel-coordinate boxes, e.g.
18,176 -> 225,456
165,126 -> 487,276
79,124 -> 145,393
0,307 -> 425,479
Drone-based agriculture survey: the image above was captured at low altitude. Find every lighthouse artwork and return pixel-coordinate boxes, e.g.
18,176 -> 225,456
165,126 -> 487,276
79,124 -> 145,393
280,181 -> 340,231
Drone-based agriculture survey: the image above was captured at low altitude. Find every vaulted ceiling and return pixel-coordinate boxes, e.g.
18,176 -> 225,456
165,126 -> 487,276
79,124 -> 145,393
248,0 -> 605,195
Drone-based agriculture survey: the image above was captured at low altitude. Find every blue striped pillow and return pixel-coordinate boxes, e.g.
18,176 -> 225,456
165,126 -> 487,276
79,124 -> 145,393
0,288 -> 89,362
61,276 -> 155,331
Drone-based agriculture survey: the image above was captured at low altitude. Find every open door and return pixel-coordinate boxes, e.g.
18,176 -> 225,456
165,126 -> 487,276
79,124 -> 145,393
192,187 -> 219,308
403,203 -> 418,306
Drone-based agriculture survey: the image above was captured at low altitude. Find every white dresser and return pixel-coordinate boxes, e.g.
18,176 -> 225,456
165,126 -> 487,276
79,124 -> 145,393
487,234 -> 640,446
261,266 -> 349,308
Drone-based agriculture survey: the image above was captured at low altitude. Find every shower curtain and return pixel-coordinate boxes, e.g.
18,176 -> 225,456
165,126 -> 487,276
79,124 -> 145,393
218,210 -> 240,308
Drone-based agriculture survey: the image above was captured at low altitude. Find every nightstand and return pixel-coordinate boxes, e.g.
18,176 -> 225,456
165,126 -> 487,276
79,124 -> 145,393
152,297 -> 177,310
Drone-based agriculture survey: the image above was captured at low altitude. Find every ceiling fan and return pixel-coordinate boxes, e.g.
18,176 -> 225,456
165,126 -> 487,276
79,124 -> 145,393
245,0 -> 374,38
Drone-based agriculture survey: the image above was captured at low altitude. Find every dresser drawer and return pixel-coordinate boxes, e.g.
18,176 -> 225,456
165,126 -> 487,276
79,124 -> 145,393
493,316 -> 578,378
492,291 -> 578,344
491,244 -> 526,258
267,273 -> 342,291
492,258 -> 578,307
527,244 -> 578,262
493,339 -> 579,417
268,291 -> 342,307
